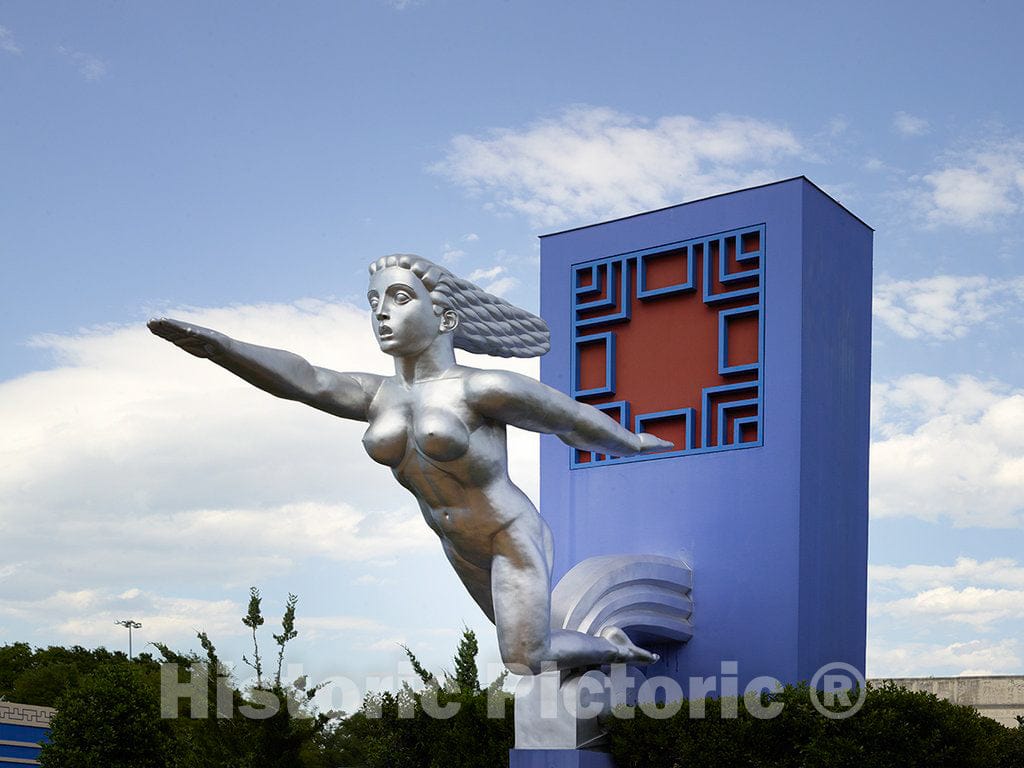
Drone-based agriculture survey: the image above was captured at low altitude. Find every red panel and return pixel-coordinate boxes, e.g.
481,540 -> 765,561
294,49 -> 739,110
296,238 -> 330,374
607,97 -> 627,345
643,247 -> 688,292
639,414 -> 688,450
720,403 -> 758,445
727,233 -> 760,273
577,262 -> 619,323
708,239 -> 758,296
577,339 -> 609,392
726,313 -> 759,369
577,263 -> 609,307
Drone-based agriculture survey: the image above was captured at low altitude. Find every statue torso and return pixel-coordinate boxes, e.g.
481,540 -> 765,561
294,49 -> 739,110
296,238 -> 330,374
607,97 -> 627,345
360,369 -> 525,558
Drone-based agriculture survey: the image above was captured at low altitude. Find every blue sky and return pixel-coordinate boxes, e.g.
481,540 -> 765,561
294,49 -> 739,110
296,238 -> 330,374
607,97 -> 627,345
2,0 -> 1024,698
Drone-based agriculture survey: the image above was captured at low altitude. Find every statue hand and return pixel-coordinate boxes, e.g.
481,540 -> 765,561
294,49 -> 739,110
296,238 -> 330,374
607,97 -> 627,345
637,433 -> 674,453
147,318 -> 226,359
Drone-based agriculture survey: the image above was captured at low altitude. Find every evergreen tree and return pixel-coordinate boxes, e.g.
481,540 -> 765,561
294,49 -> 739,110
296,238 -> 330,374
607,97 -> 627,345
450,628 -> 480,694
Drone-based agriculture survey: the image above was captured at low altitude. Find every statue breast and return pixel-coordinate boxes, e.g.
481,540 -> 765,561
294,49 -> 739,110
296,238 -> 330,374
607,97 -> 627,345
361,382 -> 471,466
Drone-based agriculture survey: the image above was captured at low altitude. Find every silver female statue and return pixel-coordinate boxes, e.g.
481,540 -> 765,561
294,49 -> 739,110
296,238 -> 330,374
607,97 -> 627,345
150,254 -> 671,673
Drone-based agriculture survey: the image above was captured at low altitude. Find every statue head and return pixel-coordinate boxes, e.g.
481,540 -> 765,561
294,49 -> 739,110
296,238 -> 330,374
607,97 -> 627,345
367,254 -> 549,358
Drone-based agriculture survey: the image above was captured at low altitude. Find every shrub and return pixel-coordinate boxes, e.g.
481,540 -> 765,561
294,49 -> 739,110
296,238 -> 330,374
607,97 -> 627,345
606,681 -> 1022,768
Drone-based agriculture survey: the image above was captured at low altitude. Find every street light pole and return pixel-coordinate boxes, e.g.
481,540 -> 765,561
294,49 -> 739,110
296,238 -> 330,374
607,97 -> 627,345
115,619 -> 142,659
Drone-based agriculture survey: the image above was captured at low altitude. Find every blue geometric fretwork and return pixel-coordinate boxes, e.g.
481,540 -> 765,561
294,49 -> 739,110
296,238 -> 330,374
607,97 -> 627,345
570,223 -> 765,469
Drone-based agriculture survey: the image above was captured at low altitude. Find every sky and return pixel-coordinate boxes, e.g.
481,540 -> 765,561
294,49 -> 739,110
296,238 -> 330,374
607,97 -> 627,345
2,0 -> 1024,705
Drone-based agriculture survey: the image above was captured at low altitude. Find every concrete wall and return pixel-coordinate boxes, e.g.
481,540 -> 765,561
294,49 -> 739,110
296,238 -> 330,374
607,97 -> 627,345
871,676 -> 1024,728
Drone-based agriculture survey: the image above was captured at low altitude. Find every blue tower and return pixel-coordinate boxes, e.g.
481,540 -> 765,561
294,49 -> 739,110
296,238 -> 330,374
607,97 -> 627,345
538,177 -> 873,692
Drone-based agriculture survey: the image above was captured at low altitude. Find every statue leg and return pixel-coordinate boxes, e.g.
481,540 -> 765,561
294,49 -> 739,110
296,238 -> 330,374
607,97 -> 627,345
441,540 -> 496,623
492,521 -> 627,673
489,522 -> 551,673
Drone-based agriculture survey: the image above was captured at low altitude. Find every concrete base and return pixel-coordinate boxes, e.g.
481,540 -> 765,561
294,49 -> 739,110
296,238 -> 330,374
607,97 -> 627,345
509,749 -> 616,768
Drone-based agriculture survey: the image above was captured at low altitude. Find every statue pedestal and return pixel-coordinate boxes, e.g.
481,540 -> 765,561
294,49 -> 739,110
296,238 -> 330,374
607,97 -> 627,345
513,669 -> 607,750
511,664 -> 653,768
509,554 -> 691,767
509,749 -> 616,768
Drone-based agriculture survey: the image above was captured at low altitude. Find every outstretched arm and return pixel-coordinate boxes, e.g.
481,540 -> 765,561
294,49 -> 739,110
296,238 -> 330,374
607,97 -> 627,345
148,318 -> 383,421
465,369 -> 672,456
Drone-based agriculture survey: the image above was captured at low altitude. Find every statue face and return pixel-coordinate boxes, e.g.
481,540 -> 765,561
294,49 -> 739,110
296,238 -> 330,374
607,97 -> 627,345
367,267 -> 444,357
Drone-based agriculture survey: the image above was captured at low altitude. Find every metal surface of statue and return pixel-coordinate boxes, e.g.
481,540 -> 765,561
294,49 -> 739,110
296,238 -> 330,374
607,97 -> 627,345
149,253 -> 674,674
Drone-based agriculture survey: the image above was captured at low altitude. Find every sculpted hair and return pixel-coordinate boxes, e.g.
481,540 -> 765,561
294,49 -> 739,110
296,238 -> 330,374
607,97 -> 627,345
367,254 -> 550,358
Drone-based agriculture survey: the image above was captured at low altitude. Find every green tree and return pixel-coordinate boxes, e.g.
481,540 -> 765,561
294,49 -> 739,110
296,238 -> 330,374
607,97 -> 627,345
39,663 -> 171,768
242,586 -> 266,688
153,632 -> 254,768
2,592 -> 332,767
0,642 -> 156,708
0,642 -> 34,694
273,593 -> 299,685
155,588 -> 328,768
451,626 -> 479,693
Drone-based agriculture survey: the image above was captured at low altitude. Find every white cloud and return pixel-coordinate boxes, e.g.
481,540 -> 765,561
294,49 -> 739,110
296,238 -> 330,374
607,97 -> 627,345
871,375 -> 1024,527
354,574 -> 393,586
441,243 -> 465,263
872,585 -> 1024,629
467,265 -> 519,297
913,138 -> 1024,228
484,277 -> 519,297
3,301 -> 391,522
43,500 -> 436,583
0,584 -> 388,657
365,636 -> 409,652
867,558 -> 1024,675
0,298 -> 540,660
432,106 -> 803,226
893,111 -> 929,136
828,116 -> 848,136
873,274 -> 1024,340
871,557 -> 1024,591
0,25 -> 21,55
462,233 -> 479,242
868,638 -> 1021,678
57,45 -> 107,81
0,302 -> 403,598
467,266 -> 504,282
0,588 -> 245,648
300,615 -> 387,640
